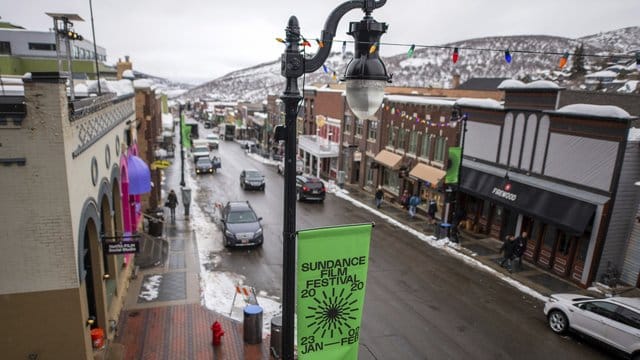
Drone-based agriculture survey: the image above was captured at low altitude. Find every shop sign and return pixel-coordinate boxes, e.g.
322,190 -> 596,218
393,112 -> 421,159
491,187 -> 517,201
104,240 -> 139,255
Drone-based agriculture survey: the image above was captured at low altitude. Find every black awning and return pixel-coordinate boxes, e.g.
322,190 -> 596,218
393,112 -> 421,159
460,167 -> 597,234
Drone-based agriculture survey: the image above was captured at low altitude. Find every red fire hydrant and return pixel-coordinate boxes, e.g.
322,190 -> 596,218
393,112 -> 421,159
211,321 -> 225,346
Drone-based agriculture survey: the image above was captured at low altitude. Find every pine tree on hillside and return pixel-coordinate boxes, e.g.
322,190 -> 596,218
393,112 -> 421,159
570,43 -> 586,79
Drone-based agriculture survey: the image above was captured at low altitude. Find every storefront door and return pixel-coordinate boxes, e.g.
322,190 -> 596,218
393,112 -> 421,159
537,225 -> 557,269
489,205 -> 504,239
552,231 -> 577,276
524,219 -> 541,262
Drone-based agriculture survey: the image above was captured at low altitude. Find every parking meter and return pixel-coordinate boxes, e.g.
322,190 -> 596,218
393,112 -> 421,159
181,187 -> 192,217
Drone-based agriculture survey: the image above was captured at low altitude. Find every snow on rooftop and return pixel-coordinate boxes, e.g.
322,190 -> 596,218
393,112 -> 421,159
384,94 -> 456,107
122,69 -> 135,80
498,79 -> 561,90
628,128 -> 640,142
585,70 -> 618,78
133,79 -> 153,89
455,97 -> 503,110
555,104 -> 633,119
617,80 -> 639,93
161,113 -> 174,129
105,79 -> 134,96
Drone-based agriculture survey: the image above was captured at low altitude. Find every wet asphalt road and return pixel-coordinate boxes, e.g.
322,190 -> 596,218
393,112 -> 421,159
189,129 -> 614,360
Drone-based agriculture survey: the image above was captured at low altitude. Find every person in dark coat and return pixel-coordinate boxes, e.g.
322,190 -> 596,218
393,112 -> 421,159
499,235 -> 516,271
512,231 -> 529,271
167,189 -> 178,221
374,186 -> 384,209
427,199 -> 438,220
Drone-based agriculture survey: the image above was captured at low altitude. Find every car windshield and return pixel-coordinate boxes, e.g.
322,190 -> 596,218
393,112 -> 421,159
245,171 -> 263,179
227,210 -> 258,223
193,146 -> 209,153
196,158 -> 211,166
206,134 -> 219,140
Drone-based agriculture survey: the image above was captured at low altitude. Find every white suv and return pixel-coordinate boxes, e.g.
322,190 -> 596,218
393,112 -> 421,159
277,159 -> 304,175
544,293 -> 640,358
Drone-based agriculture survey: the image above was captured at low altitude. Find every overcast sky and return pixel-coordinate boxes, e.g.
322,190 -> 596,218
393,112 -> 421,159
4,0 -> 639,84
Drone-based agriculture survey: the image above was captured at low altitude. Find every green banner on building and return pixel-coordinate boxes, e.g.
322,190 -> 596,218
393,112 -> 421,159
296,223 -> 373,360
445,147 -> 461,184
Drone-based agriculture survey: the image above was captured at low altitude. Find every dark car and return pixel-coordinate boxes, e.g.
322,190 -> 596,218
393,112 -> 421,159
195,157 -> 213,175
296,175 -> 325,202
221,201 -> 264,247
240,169 -> 265,191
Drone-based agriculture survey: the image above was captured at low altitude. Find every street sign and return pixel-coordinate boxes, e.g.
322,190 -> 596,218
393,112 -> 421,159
103,240 -> 139,255
296,223 -> 373,360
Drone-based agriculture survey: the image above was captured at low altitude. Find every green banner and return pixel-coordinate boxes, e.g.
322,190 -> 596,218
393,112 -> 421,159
180,114 -> 191,149
445,147 -> 461,184
297,223 -> 373,360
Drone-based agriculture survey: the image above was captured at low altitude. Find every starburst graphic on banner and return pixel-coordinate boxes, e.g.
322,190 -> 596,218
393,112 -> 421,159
305,288 -> 359,338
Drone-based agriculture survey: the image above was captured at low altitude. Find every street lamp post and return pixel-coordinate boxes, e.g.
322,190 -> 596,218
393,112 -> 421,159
179,104 -> 186,187
451,110 -> 468,242
278,1 -> 390,358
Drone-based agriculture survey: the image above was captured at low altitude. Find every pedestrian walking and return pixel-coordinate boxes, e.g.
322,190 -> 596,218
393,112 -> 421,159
512,231 -> 529,271
399,189 -> 410,210
375,186 -> 384,209
166,189 -> 178,221
499,235 -> 516,272
408,193 -> 421,219
427,198 -> 438,220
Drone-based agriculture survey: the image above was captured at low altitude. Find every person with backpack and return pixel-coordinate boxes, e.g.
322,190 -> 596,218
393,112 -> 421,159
399,189 -> 410,210
408,193 -> 421,219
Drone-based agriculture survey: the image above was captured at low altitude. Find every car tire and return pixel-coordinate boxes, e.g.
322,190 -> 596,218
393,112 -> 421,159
261,185 -> 265,191
296,191 -> 302,202
547,310 -> 569,334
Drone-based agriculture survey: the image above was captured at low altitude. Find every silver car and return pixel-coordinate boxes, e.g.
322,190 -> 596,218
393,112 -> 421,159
544,293 -> 640,358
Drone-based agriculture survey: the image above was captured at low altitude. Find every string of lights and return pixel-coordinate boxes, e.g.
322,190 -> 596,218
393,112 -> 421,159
276,36 -> 640,71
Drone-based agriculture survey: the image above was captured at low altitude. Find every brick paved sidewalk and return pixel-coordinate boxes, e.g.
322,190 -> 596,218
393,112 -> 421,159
115,304 -> 271,360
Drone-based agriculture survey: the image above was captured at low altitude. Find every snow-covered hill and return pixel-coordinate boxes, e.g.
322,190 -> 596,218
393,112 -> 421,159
185,26 -> 640,102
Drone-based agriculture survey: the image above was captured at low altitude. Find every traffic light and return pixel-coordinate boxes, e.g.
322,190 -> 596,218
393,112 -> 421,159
58,29 -> 84,41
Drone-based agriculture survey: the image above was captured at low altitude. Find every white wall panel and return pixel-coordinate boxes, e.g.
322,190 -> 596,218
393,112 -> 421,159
510,113 -> 525,168
499,113 -> 513,165
545,134 -> 618,191
532,115 -> 549,174
465,121 -> 500,162
521,114 -> 537,171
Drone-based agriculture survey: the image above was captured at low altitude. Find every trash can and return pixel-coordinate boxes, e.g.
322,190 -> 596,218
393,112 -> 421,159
270,316 -> 282,359
243,304 -> 263,344
438,222 -> 452,239
90,328 -> 104,349
148,218 -> 163,237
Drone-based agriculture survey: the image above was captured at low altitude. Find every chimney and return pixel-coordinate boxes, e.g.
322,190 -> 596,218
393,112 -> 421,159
116,55 -> 133,80
451,74 -> 461,89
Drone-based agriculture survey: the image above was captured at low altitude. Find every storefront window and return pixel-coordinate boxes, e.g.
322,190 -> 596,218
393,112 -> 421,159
434,137 -> 446,162
557,232 -> 571,256
388,127 -> 398,148
543,225 -> 557,248
366,159 -> 374,187
421,135 -> 431,158
482,201 -> 491,219
576,215 -> 594,262
367,120 -> 378,140
408,132 -> 418,154
355,119 -> 364,137
382,167 -> 399,194
398,128 -> 407,149
344,115 -> 352,133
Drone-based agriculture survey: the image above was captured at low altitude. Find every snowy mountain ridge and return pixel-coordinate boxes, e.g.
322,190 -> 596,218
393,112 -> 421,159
186,26 -> 640,102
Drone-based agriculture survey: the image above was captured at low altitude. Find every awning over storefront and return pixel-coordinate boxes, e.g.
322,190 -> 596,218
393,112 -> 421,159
409,163 -> 445,186
374,150 -> 402,170
127,155 -> 151,195
460,167 -> 597,234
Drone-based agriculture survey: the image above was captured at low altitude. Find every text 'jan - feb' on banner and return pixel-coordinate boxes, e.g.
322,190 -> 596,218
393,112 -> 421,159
296,223 -> 373,360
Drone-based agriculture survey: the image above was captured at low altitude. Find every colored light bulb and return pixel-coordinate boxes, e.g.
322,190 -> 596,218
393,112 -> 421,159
505,49 -> 512,64
452,47 -> 459,64
407,44 -> 415,58
559,52 -> 569,69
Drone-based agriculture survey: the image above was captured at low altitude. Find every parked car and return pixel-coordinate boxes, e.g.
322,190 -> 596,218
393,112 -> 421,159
205,133 -> 220,150
220,201 -> 263,247
240,169 -> 265,191
277,159 -> 304,175
295,175 -> 325,202
195,157 -> 214,175
544,293 -> 640,358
